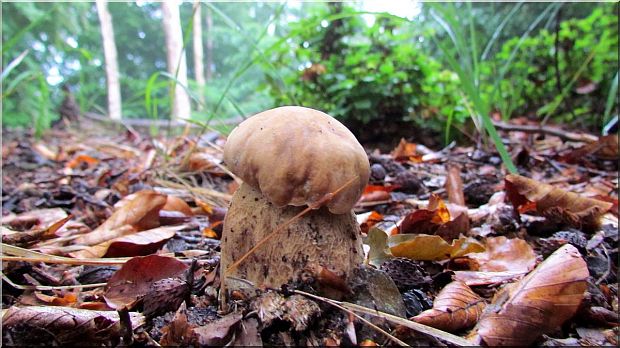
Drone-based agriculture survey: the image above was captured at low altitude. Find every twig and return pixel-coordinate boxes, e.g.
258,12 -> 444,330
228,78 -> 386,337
595,244 -> 611,285
1,274 -> 106,291
293,290 -> 408,347
492,121 -> 598,143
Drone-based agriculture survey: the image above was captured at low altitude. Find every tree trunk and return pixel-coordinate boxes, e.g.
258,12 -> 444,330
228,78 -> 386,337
95,0 -> 122,120
161,0 -> 191,121
192,1 -> 205,110
205,5 -> 214,81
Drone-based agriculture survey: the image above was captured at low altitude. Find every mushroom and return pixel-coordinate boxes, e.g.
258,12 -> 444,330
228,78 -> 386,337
221,106 -> 370,294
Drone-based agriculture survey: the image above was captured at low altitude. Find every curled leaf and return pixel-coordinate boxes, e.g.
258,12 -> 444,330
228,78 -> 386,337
505,174 -> 612,231
472,244 -> 589,346
413,281 -> 486,332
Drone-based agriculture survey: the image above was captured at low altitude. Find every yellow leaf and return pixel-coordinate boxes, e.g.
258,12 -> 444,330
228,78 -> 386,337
389,234 -> 484,261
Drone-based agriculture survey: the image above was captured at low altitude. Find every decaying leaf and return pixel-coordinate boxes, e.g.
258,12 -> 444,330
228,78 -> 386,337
142,277 -> 190,317
104,254 -> 188,309
75,190 -> 167,246
469,236 -> 538,273
471,244 -> 589,346
2,306 -> 144,346
412,281 -> 486,332
445,164 -> 466,206
389,234 -> 484,261
453,270 -> 528,286
505,174 -> 612,231
193,312 -> 243,346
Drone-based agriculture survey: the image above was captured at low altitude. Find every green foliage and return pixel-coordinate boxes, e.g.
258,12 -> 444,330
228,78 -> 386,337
262,4 -> 467,134
489,5 -> 618,128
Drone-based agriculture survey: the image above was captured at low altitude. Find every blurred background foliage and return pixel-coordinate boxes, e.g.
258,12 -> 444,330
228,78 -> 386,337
2,1 -> 618,144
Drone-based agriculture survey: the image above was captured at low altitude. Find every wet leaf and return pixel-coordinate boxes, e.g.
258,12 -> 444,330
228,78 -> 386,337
505,174 -> 613,231
471,244 -> 589,346
74,190 -> 167,246
389,234 -> 484,261
104,254 -> 188,309
469,236 -> 538,272
412,281 -> 485,332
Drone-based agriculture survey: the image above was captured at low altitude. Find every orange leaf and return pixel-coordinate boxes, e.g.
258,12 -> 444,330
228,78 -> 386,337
505,174 -> 612,231
471,244 -> 588,346
400,194 -> 451,235
391,138 -> 418,161
162,196 -> 193,216
412,281 -> 485,332
34,291 -> 78,306
66,154 -> 99,169
359,211 -> 384,234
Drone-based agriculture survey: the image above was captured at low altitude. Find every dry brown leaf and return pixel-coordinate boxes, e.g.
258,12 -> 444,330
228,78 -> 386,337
399,194 -> 451,235
74,190 -> 167,246
505,174 -> 612,231
389,234 -> 484,261
453,270 -> 528,286
104,254 -> 188,309
470,244 -> 589,346
71,225 -> 182,259
2,306 -> 144,346
34,291 -> 79,306
469,236 -> 538,273
412,281 -> 485,332
445,164 -> 465,206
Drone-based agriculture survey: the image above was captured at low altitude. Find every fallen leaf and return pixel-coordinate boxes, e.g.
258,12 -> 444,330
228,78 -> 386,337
358,211 -> 384,234
160,303 -> 191,346
66,154 -> 99,169
412,281 -> 486,332
234,318 -> 262,346
391,138 -> 422,162
34,291 -> 79,306
562,134 -> 619,162
400,194 -> 450,235
162,196 -> 193,216
2,306 -> 144,345
74,190 -> 167,246
389,234 -> 484,261
471,244 -> 589,346
71,225 -> 182,259
505,174 -> 612,231
453,270 -> 528,286
469,236 -> 538,273
445,164 -> 465,206
366,227 -> 394,267
193,312 -> 243,346
104,254 -> 188,309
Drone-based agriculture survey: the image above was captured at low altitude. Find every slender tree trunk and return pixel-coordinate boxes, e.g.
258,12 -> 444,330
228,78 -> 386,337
161,0 -> 191,121
192,1 -> 205,110
95,0 -> 122,120
205,6 -> 214,81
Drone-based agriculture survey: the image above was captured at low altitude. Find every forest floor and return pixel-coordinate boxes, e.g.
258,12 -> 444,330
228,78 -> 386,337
1,117 -> 618,346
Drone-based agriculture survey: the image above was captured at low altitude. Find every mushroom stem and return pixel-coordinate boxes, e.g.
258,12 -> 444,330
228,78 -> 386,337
225,176 -> 359,274
221,183 -> 364,294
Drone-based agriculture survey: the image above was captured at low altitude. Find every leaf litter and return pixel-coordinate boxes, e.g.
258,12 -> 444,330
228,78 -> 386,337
2,122 -> 618,346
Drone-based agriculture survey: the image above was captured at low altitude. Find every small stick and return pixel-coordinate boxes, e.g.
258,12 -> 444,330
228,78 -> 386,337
492,120 -> 598,143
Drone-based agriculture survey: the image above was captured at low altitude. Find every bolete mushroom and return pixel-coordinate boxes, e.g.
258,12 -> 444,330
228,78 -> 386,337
221,106 -> 370,294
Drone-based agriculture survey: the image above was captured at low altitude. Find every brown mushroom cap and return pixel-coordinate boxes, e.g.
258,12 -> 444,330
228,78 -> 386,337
224,106 -> 370,214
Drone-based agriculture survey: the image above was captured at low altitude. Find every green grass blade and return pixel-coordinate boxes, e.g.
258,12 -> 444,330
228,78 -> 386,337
603,72 -> 618,125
